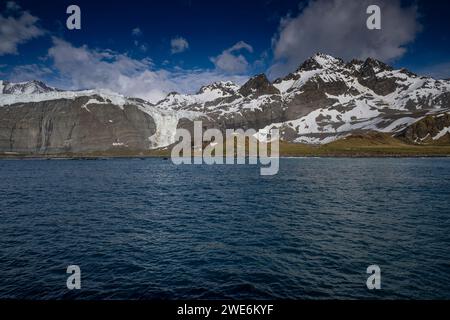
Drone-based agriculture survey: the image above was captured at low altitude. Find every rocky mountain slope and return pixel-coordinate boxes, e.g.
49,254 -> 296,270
0,53 -> 449,154
0,86 -> 200,153
159,53 -> 450,144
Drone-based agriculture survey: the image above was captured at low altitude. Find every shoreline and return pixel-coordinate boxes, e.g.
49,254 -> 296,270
1,154 -> 450,160
2,140 -> 450,159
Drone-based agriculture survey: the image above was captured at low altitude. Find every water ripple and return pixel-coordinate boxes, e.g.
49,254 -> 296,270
0,158 -> 449,299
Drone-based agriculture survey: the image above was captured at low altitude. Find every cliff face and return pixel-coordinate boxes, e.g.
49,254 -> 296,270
0,96 -> 157,154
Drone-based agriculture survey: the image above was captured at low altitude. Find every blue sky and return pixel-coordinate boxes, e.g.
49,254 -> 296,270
1,0 -> 450,102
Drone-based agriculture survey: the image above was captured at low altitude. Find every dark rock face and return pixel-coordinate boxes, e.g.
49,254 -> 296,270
433,92 -> 450,109
356,58 -> 397,96
399,113 -> 450,143
361,58 -> 393,73
0,97 -> 156,154
283,86 -> 331,120
358,76 -> 397,96
297,57 -> 323,72
218,97 -> 285,131
238,74 -> 280,97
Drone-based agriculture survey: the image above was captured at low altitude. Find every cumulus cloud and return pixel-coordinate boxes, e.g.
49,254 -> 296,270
0,1 -> 45,55
210,41 -> 254,74
170,36 -> 189,54
43,38 -> 248,103
268,0 -> 420,78
48,38 -> 167,101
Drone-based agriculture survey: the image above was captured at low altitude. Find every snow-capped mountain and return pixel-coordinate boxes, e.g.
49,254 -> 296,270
158,53 -> 450,144
0,80 -> 60,94
0,84 -> 200,153
0,53 -> 449,154
155,80 -> 241,111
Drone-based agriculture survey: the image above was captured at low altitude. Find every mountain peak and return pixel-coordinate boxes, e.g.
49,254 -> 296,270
362,57 -> 392,72
238,74 -> 279,97
296,53 -> 343,72
313,52 -> 340,62
0,80 -> 60,94
196,80 -> 239,95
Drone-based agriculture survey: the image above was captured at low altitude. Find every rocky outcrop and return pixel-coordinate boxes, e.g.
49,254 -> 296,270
356,58 -> 397,96
399,113 -> 450,143
238,74 -> 280,97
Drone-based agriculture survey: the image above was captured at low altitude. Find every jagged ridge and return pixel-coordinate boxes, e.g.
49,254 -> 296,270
0,53 -> 449,154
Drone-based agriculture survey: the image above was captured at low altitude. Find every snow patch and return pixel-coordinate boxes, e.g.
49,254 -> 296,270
433,126 -> 450,140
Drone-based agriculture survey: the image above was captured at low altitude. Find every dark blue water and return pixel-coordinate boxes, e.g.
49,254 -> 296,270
0,158 -> 449,299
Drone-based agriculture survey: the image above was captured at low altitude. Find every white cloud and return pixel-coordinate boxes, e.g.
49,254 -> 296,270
131,27 -> 142,36
8,64 -> 53,82
170,36 -> 189,54
0,1 -> 45,55
269,0 -> 420,78
210,41 -> 254,74
44,38 -> 248,103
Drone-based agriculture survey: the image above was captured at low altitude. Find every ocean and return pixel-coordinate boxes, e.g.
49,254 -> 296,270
0,158 -> 449,299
